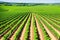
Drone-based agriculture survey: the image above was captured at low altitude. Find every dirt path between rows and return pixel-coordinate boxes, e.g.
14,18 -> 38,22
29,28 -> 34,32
0,36 -> 1,40
20,16 -> 30,40
0,17 -> 21,40
34,16 -> 44,40
30,16 -> 34,40
9,16 -> 25,40
9,27 -> 19,40
40,19 -> 58,40
47,19 -> 60,35
41,16 -> 60,35
19,23 -> 26,40
49,18 -> 60,28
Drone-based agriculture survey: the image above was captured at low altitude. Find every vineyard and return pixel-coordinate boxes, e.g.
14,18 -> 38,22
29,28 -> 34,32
0,5 -> 60,40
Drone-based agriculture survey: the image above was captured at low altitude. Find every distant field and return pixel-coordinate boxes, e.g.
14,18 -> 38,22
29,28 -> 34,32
0,5 -> 60,40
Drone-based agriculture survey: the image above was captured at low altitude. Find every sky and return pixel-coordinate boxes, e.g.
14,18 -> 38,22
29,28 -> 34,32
0,0 -> 60,3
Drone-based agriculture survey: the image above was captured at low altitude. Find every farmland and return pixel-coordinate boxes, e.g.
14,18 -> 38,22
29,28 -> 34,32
0,5 -> 60,40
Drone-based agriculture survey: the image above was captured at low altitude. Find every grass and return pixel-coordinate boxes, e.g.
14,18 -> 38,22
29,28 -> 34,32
36,14 -> 51,40
0,5 -> 60,40
40,15 -> 60,39
24,14 -> 31,40
14,14 -> 29,40
32,15 -> 39,40
1,14 -> 28,40
0,5 -> 60,20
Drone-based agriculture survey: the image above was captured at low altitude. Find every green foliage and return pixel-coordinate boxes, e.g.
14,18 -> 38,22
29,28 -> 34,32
0,5 -> 60,40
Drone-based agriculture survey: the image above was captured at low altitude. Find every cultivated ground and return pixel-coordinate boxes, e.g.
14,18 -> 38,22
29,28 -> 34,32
0,5 -> 60,40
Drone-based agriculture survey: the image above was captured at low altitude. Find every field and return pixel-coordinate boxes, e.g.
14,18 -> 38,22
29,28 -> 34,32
0,5 -> 60,40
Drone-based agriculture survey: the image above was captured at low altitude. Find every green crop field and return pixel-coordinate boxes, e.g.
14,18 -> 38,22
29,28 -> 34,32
0,5 -> 60,40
